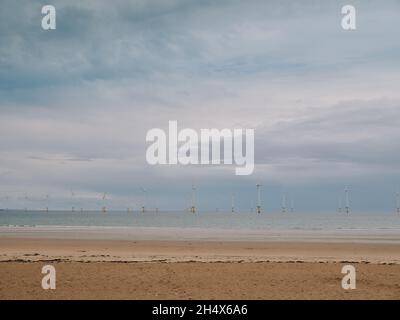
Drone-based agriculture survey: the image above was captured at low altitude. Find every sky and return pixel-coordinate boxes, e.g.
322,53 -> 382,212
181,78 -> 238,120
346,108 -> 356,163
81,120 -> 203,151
1,0 -> 400,212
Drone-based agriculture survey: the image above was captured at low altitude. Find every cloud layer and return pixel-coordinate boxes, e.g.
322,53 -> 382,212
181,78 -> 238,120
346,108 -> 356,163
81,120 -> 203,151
1,0 -> 400,211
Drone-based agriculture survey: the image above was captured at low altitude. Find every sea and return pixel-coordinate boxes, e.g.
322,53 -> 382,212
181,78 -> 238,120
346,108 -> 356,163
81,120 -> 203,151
1,210 -> 400,243
0,209 -> 399,231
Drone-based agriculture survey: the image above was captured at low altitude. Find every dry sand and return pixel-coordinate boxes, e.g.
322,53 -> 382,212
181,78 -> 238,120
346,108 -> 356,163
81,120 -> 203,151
2,261 -> 400,300
0,237 -> 400,299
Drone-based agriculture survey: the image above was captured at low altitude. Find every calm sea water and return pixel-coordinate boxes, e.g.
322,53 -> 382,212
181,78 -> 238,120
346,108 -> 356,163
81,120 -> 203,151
1,210 -> 399,232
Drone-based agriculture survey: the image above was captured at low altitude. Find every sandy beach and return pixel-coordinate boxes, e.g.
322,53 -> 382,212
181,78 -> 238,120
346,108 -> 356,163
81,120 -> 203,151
1,234 -> 400,299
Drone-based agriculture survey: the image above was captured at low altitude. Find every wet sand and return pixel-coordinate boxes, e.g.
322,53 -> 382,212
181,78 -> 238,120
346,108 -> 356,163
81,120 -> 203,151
1,238 -> 400,263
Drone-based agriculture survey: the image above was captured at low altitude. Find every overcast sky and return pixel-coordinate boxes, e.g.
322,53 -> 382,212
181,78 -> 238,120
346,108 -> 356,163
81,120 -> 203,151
1,0 -> 400,211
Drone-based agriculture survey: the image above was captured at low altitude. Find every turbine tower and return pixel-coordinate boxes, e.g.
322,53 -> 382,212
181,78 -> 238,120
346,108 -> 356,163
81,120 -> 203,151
101,192 -> 107,213
231,193 -> 235,213
0,195 -> 9,211
338,196 -> 342,213
71,191 -> 75,212
344,187 -> 350,215
396,191 -> 400,214
290,196 -> 294,213
281,193 -> 287,213
256,183 -> 262,214
23,193 -> 29,211
140,187 -> 147,213
44,194 -> 49,212
190,185 -> 196,213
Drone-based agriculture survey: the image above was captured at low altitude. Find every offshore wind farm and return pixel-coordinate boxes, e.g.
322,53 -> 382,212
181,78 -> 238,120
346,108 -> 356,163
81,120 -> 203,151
1,184 -> 400,234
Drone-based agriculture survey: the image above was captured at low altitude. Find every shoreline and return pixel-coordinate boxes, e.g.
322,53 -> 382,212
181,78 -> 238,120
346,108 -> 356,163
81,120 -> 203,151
1,225 -> 400,244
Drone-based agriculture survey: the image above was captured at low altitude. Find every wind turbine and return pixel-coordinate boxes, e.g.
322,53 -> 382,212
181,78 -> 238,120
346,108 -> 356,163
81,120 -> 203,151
140,187 -> 147,213
190,184 -> 196,213
290,196 -> 294,213
71,191 -> 75,212
44,194 -> 49,212
338,196 -> 342,213
256,183 -> 262,214
70,190 -> 83,212
5,195 -> 10,211
231,193 -> 235,213
23,193 -> 29,211
101,192 -> 107,213
396,191 -> 400,214
0,195 -> 10,211
281,193 -> 287,213
344,187 -> 350,215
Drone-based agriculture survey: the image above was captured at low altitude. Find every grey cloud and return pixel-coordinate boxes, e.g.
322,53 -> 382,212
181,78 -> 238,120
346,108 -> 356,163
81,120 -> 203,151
1,0 -> 400,210
254,99 -> 400,180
